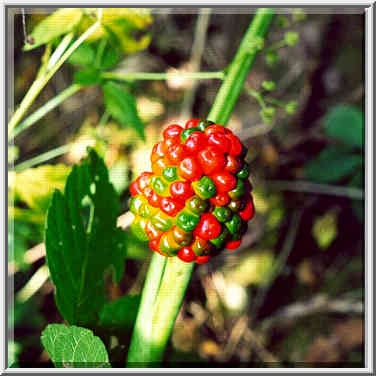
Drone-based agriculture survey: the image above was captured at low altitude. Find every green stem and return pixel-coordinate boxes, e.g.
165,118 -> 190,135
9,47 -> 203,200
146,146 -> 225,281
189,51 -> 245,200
207,8 -> 274,125
101,71 -> 224,82
126,8 -> 274,366
9,84 -> 82,141
246,88 -> 267,109
13,143 -> 72,172
8,12 -> 102,135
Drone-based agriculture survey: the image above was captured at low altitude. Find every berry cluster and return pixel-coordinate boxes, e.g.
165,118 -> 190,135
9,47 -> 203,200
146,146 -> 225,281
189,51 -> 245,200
129,119 -> 255,264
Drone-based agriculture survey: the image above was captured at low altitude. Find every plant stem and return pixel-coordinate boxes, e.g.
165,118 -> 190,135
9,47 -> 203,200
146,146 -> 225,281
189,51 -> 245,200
9,84 -> 82,141
101,71 -> 224,82
208,8 -> 274,125
8,12 -> 102,136
126,8 -> 274,366
13,143 -> 72,172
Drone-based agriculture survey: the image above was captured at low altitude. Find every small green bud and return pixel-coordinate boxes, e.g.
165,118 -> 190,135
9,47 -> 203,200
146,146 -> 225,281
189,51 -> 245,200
265,51 -> 279,67
260,106 -> 276,124
285,100 -> 297,115
262,80 -> 276,91
284,31 -> 299,46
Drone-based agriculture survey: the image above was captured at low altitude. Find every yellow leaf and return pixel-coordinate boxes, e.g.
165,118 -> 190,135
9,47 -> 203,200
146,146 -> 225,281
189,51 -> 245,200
14,164 -> 71,212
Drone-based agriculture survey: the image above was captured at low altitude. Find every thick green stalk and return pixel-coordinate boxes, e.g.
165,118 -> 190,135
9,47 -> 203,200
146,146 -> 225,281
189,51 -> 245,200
126,8 -> 274,366
208,8 -> 274,125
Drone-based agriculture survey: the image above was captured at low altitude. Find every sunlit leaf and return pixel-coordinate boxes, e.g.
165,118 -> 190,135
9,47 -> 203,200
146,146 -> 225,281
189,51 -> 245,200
312,210 -> 338,250
41,324 -> 110,367
24,8 -> 83,51
13,164 -> 71,213
68,43 -> 95,66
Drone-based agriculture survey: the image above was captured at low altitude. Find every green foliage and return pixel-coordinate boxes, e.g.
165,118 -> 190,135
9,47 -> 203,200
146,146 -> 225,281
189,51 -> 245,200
45,149 -> 126,327
285,100 -> 297,114
79,8 -> 152,54
265,50 -> 279,66
260,106 -> 276,124
102,82 -> 144,140
41,324 -> 110,367
24,8 -> 83,51
304,146 -> 362,183
262,80 -> 276,91
312,210 -> 338,250
323,105 -> 364,148
67,43 -> 96,66
74,68 -> 102,86
284,31 -> 299,46
99,295 -> 141,332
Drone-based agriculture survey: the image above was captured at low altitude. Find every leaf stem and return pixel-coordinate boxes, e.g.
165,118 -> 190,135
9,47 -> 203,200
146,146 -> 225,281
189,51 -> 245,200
126,8 -> 274,366
101,71 -> 224,82
13,143 -> 72,172
8,15 -> 102,136
9,84 -> 82,141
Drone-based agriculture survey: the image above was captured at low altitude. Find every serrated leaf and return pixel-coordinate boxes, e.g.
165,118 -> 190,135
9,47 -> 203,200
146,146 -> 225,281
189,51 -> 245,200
45,149 -> 126,327
304,146 -> 362,183
74,68 -> 102,86
41,324 -> 110,367
24,8 -> 83,51
68,43 -> 95,67
99,295 -> 141,332
323,105 -> 364,148
102,82 -> 144,140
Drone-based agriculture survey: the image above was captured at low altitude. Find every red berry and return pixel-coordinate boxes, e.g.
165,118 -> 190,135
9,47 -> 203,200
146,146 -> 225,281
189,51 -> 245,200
130,180 -> 142,196
197,146 -> 225,175
166,144 -> 187,165
177,246 -> 197,262
211,172 -> 237,193
225,239 -> 242,250
226,134 -> 243,156
151,142 -> 165,162
185,118 -> 201,129
163,124 -> 183,140
138,172 -> 153,190
144,187 -> 162,208
210,192 -> 230,206
196,255 -> 210,264
207,132 -> 231,154
239,198 -> 255,221
170,181 -> 194,201
178,157 -> 203,181
185,131 -> 207,153
194,213 -> 221,240
224,155 -> 241,174
149,239 -> 160,251
204,124 -> 226,136
160,197 -> 184,217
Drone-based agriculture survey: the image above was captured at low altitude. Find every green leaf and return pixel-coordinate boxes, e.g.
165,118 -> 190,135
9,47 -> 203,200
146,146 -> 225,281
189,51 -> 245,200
323,105 -> 364,148
284,31 -> 299,46
261,80 -> 276,91
24,8 -> 83,51
74,68 -> 102,86
99,295 -> 141,332
304,146 -> 362,183
102,82 -> 145,140
68,43 -> 95,67
45,149 -> 126,327
41,324 -> 111,367
99,43 -> 121,69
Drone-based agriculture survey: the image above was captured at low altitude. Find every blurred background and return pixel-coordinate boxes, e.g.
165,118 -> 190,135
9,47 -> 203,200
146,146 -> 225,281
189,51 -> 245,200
8,8 -> 365,367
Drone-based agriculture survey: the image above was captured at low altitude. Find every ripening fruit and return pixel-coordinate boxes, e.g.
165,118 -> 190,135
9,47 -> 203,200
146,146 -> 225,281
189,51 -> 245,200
129,119 -> 255,264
